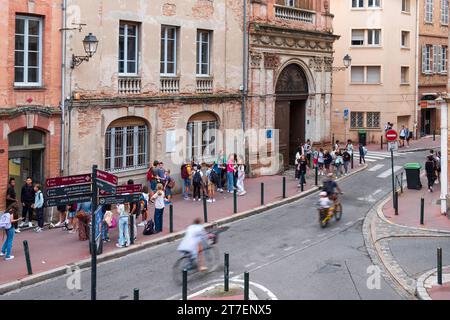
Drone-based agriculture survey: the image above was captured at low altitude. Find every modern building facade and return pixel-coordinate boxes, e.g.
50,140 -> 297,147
0,0 -> 62,210
248,0 -> 338,169
418,0 -> 449,136
331,0 -> 418,145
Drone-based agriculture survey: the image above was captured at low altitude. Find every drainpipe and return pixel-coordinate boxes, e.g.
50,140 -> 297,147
440,97 -> 448,215
414,0 -> 420,140
60,0 -> 67,174
242,0 -> 248,133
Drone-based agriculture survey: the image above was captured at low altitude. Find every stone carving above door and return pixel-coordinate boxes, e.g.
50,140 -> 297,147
264,53 -> 281,69
275,64 -> 308,95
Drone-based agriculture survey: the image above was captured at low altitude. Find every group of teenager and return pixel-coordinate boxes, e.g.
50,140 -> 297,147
294,139 -> 367,185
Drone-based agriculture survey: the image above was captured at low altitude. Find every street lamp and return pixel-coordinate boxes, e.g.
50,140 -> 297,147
71,33 -> 99,68
333,54 -> 352,72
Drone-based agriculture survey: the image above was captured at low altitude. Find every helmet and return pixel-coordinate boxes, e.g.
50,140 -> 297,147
320,191 -> 327,197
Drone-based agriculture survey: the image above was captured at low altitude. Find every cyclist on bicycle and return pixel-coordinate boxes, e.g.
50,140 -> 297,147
323,173 -> 343,200
177,218 -> 209,272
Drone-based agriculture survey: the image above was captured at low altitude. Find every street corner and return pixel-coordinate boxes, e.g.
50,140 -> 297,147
416,266 -> 450,300
187,279 -> 278,301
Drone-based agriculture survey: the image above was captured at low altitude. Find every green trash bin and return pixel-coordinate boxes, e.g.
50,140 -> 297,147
404,163 -> 422,190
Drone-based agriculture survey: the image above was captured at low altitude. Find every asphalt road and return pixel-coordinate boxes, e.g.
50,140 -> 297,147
1,149 -> 431,300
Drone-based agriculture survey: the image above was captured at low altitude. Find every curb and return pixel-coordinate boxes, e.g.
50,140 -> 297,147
0,164 -> 368,295
416,268 -> 436,300
397,146 -> 440,153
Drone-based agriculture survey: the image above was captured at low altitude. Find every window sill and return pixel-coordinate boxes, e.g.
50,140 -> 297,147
401,11 -> 411,15
350,82 -> 382,85
400,83 -> 410,86
400,46 -> 411,50
160,75 -> 179,79
14,86 -> 46,91
349,128 -> 381,131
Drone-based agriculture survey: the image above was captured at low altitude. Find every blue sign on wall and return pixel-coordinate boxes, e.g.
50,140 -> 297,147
343,108 -> 350,120
266,129 -> 273,139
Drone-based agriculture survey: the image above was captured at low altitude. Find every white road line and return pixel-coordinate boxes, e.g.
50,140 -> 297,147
301,239 -> 311,244
283,246 -> 294,251
373,189 -> 382,196
330,227 -> 340,232
369,164 -> 385,172
377,166 -> 403,178
318,233 -> 327,237
244,262 -> 255,268
345,221 -> 354,226
266,254 -> 275,259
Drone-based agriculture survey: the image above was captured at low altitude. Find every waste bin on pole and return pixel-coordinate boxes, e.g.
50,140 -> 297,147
404,163 -> 422,190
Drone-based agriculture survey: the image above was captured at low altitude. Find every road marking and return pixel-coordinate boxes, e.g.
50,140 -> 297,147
373,189 -> 382,196
231,279 -> 279,300
330,227 -> 340,232
357,195 -> 377,203
368,164 -> 384,172
345,221 -> 354,226
283,246 -> 294,251
301,239 -> 311,244
377,166 -> 403,178
266,254 -> 275,259
318,233 -> 327,237
244,262 -> 255,268
358,217 -> 364,221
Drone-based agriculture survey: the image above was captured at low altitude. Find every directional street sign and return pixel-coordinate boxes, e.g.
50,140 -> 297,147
98,193 -> 141,205
46,183 -> 92,198
46,174 -> 91,188
96,179 -> 117,194
45,194 -> 93,208
96,169 -> 118,186
99,184 -> 142,196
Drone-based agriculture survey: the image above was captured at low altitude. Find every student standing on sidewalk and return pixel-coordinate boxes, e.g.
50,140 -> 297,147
358,143 -> 366,165
151,183 -> 165,233
216,150 -> 226,193
181,161 -> 191,200
164,169 -> 174,204
342,150 -> 351,176
425,155 -> 437,192
116,203 -> 130,248
1,204 -> 23,261
6,178 -> 19,233
236,161 -> 246,196
318,148 -> 325,176
226,155 -> 235,193
127,179 -> 138,242
324,150 -> 333,175
138,186 -> 149,227
19,177 -> 35,229
32,184 -> 44,233
206,164 -> 217,203
334,151 -> 344,178
297,155 -> 308,187
192,165 -> 203,201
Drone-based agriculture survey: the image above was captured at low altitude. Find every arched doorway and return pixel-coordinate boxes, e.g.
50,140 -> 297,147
8,129 -> 45,199
275,63 -> 309,167
186,111 -> 219,163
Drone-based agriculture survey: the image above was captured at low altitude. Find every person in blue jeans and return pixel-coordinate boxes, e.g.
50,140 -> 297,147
1,204 -> 22,261
116,203 -> 130,248
151,184 -> 165,233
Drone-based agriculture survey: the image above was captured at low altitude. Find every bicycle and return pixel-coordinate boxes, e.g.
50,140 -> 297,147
318,194 -> 343,228
172,224 -> 228,285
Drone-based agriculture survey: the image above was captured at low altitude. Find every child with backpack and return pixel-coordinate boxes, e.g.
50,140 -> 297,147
32,184 -> 44,233
164,169 -> 175,205
192,165 -> 203,201
138,186 -> 149,227
181,161 -> 191,200
0,204 -> 22,260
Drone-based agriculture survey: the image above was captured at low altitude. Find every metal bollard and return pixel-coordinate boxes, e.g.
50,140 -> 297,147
23,240 -> 33,275
203,196 -> 208,223
380,136 -> 383,150
282,176 -> 286,198
400,172 -> 404,194
129,215 -> 135,245
332,133 -> 335,146
224,253 -> 229,292
233,190 -> 237,214
394,191 -> 399,215
182,269 -> 188,300
420,198 -> 425,225
301,173 -> 304,192
351,153 -> 354,169
244,271 -> 250,300
169,204 -> 173,233
433,130 -> 436,141
260,183 -> 264,206
133,288 -> 139,300
437,248 -> 443,285
315,166 -> 318,186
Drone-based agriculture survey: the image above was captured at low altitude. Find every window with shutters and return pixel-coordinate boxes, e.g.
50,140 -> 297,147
442,0 -> 449,24
350,112 -> 364,128
433,44 -> 440,73
367,66 -> 381,83
351,29 -> 365,46
402,0 -> 411,12
425,0 -> 434,23
440,46 -> 448,74
368,29 -> 381,46
366,112 -> 380,128
351,66 -> 381,84
422,45 -> 432,74
351,66 -> 365,83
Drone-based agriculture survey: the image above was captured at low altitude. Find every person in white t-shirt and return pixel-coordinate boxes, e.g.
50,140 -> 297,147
177,218 -> 209,271
150,183 -> 165,233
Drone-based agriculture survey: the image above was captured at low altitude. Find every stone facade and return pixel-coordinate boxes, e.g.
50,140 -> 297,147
64,0 -> 244,188
248,0 -> 337,169
0,0 -> 62,210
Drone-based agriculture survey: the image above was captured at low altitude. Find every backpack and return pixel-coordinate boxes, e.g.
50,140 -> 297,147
209,170 -> 219,185
143,219 -> 155,235
167,177 -> 175,189
363,147 -> 368,156
193,171 -> 202,185
0,212 -> 11,230
146,168 -> 154,181
181,165 -> 189,179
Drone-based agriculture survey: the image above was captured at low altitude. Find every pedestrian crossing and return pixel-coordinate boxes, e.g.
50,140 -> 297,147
353,150 -> 411,163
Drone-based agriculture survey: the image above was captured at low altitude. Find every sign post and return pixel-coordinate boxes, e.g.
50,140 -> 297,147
91,165 -> 98,301
385,130 -> 398,209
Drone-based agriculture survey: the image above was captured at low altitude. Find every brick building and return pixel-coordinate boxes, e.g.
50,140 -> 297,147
0,0 -> 62,210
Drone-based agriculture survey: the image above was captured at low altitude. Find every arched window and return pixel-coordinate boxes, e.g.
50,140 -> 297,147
105,117 -> 148,171
186,112 -> 219,163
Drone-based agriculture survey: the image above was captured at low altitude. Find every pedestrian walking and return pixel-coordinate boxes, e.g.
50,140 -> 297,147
435,151 -> 441,184
32,184 -> 44,233
102,204 -> 112,242
116,203 -> 130,248
151,183 -> 165,233
425,155 -> 437,192
318,148 -> 325,176
192,165 -> 203,201
216,150 -> 226,193
226,155 -> 235,193
342,149 -> 351,175
54,205 -> 68,228
324,150 -> 333,174
67,203 -> 77,233
237,160 -> 246,196
19,177 -> 35,229
297,154 -> 308,187
127,179 -> 138,242
399,125 -> 407,147
0,204 -> 22,261
304,139 -> 312,167
181,160 -> 191,200
76,201 -> 92,241
6,178 -> 19,233
334,151 -> 344,178
358,143 -> 366,165
405,126 -> 411,147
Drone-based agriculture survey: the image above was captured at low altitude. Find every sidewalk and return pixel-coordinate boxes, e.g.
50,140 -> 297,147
365,135 -> 440,153
0,167 -> 334,289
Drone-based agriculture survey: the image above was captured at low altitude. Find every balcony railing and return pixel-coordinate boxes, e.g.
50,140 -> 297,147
118,76 -> 141,95
274,4 -> 315,24
160,77 -> 180,94
196,78 -> 213,94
